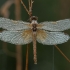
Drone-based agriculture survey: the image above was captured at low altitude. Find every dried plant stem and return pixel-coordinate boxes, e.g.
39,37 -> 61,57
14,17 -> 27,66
20,0 -> 34,17
15,0 -> 21,20
28,0 -> 34,16
25,44 -> 29,70
54,45 -> 70,62
30,0 -> 34,11
16,45 -> 22,70
20,0 -> 29,15
28,0 -> 31,11
59,0 -> 70,18
15,0 -> 22,70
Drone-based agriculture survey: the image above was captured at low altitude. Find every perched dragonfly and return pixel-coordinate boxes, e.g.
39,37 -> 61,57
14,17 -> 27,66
0,16 -> 70,64
0,16 -> 70,45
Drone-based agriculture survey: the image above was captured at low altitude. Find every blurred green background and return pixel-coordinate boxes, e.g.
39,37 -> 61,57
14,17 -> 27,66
0,0 -> 70,70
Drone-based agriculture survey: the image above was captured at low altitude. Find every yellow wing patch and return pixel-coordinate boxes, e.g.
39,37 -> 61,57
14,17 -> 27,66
37,30 -> 47,41
22,29 -> 32,42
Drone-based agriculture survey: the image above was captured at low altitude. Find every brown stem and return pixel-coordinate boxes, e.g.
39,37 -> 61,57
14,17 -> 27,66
20,0 -> 33,17
54,45 -> 70,62
16,45 -> 22,70
25,44 -> 29,70
20,0 -> 30,15
15,0 -> 22,70
15,0 -> 21,20
59,0 -> 70,18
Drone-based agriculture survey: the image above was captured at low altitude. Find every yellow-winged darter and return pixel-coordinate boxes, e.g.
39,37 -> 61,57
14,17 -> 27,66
0,0 -> 70,64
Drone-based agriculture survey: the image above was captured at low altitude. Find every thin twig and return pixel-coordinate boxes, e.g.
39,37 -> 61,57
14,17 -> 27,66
30,0 -> 34,11
28,0 -> 30,11
20,0 -> 33,17
25,44 -> 29,70
54,45 -> 70,62
29,0 -> 34,17
20,0 -> 30,15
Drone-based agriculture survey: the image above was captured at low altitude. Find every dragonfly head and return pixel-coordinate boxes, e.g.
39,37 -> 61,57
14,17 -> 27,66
29,16 -> 38,23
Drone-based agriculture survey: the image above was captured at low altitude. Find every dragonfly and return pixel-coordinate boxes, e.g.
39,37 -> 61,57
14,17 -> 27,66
0,16 -> 70,45
0,0 -> 70,64
0,16 -> 70,64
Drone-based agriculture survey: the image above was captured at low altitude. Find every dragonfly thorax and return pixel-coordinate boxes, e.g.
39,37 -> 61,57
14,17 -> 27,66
32,24 -> 37,32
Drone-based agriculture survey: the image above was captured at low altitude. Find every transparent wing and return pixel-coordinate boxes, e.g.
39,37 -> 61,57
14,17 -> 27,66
0,30 -> 32,45
37,30 -> 69,45
40,19 -> 70,31
0,17 -> 30,30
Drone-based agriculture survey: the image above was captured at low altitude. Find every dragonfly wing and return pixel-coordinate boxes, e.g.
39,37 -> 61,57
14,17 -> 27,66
37,30 -> 69,45
40,19 -> 70,31
0,30 -> 32,45
0,17 -> 30,30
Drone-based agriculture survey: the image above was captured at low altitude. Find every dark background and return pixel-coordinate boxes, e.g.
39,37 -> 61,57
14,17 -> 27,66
0,0 -> 70,70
